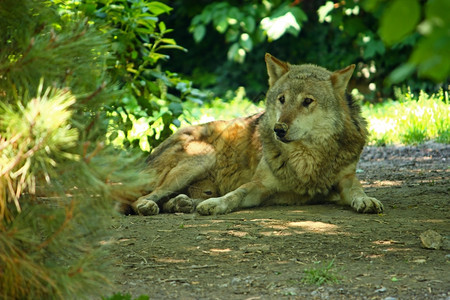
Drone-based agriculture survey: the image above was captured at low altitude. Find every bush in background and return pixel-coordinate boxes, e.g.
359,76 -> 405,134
76,0 -> 209,150
162,0 -> 448,100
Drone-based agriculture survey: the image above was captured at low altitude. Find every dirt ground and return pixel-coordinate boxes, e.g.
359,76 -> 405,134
105,143 -> 449,300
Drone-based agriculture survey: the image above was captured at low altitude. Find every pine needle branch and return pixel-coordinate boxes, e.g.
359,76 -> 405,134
36,200 -> 74,251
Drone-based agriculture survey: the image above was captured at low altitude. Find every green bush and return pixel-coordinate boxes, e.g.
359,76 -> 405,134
74,0 -> 209,150
163,0 -> 448,100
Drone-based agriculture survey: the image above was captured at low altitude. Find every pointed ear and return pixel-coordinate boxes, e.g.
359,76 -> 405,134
265,53 -> 289,87
330,64 -> 355,95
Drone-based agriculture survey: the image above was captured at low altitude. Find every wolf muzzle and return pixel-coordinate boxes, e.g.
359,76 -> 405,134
274,122 -> 288,139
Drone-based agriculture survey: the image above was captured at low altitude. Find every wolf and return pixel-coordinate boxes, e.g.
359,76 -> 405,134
118,53 -> 383,216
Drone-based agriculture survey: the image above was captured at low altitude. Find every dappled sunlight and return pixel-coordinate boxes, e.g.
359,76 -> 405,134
226,230 -> 248,238
183,223 -> 215,228
265,224 -> 289,230
290,210 -> 306,213
367,117 -> 397,141
363,180 -> 403,187
207,248 -> 232,254
249,218 -> 343,235
365,253 -> 385,259
372,240 -> 412,253
384,247 -> 412,252
413,219 -> 446,224
287,221 -> 338,233
260,231 -> 295,237
373,240 -> 403,245
155,258 -> 189,264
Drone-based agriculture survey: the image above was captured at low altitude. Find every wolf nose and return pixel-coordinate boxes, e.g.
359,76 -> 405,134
274,122 -> 288,138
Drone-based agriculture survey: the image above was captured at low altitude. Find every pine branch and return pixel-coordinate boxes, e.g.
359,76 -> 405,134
36,200 -> 74,251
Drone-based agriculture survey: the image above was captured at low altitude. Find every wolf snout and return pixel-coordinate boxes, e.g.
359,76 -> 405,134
274,122 -> 288,138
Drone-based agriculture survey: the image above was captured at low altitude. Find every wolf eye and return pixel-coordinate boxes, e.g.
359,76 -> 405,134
278,95 -> 285,104
303,97 -> 314,107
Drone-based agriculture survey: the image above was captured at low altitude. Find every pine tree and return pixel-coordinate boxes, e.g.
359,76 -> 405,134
0,0 -> 151,298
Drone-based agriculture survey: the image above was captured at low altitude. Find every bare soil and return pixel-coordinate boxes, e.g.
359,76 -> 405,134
105,143 -> 449,300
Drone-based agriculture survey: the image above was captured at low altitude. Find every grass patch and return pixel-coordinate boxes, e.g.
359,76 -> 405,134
362,89 -> 449,145
301,259 -> 340,286
186,88 -> 448,146
102,293 -> 149,300
119,88 -> 449,151
181,87 -> 264,125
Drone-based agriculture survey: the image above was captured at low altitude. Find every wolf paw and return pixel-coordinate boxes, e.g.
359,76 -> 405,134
352,196 -> 383,213
163,194 -> 195,213
196,198 -> 228,215
134,198 -> 160,216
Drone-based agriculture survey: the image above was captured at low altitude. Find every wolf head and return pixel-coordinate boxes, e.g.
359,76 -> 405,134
264,53 -> 356,145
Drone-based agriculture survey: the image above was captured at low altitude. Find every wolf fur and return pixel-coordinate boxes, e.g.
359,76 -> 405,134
118,53 -> 383,216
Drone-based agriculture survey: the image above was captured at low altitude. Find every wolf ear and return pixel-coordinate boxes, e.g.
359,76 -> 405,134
265,53 -> 289,87
330,64 -> 355,95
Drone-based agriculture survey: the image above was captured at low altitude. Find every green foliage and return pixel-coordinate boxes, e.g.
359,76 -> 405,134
190,1 -> 307,63
121,88 -> 263,151
182,88 -> 264,125
365,0 -> 450,83
378,0 -> 421,46
363,89 -> 449,145
73,0 -> 208,150
0,0 -> 155,298
165,0 -> 446,100
0,84 -> 78,217
301,259 -> 340,286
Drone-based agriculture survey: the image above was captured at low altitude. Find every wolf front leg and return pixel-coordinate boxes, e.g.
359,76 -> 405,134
196,181 -> 269,215
134,151 -> 216,216
337,172 -> 383,213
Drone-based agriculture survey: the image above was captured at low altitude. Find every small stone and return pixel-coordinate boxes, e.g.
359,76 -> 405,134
195,235 -> 205,241
231,277 -> 241,286
283,287 -> 298,296
420,230 -> 443,250
375,287 -> 387,293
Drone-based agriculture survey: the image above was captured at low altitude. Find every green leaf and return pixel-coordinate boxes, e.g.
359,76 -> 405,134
260,4 -> 307,41
242,16 -> 256,33
215,16 -> 228,34
191,15 -> 203,26
239,33 -> 253,52
158,21 -> 166,32
410,29 -> 450,82
160,38 -> 176,45
318,1 -> 334,23
193,25 -> 206,42
227,42 -> 240,61
147,2 -> 172,15
172,118 -> 181,127
363,39 -> 385,59
168,102 -> 183,115
225,28 -> 239,42
379,0 -> 421,45
156,45 -> 187,52
425,0 -> 450,27
388,63 -> 416,84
